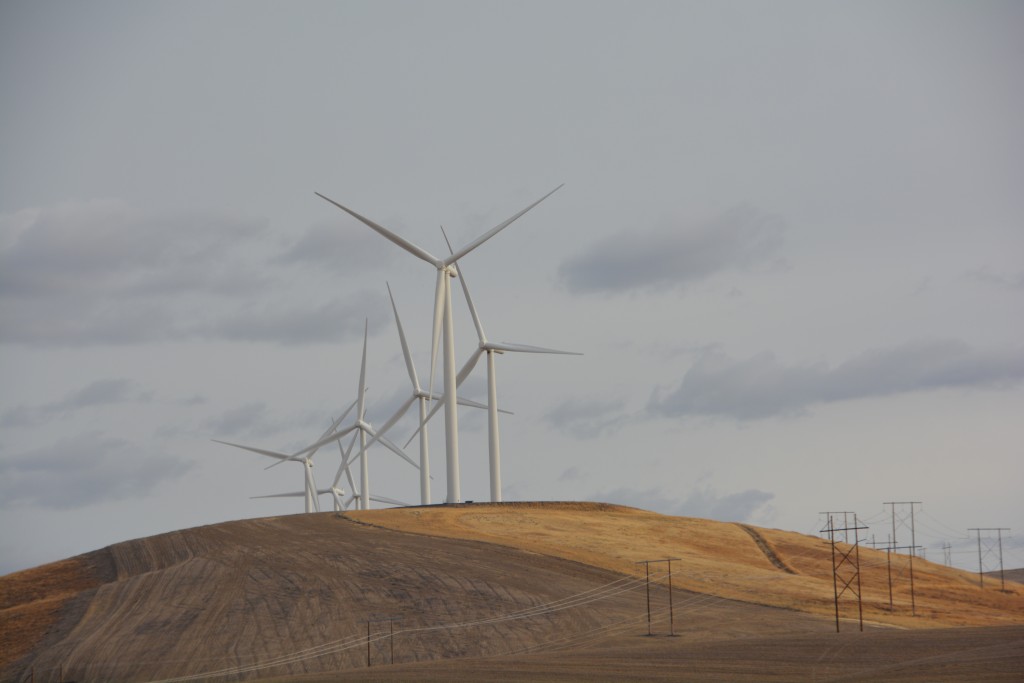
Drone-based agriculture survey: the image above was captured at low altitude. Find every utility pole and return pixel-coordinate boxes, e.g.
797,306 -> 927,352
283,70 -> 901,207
877,538 -> 917,613
943,542 -> 952,567
635,558 -> 682,636
366,615 -> 402,666
969,528 -> 1011,590
884,501 -> 922,616
823,514 -> 868,632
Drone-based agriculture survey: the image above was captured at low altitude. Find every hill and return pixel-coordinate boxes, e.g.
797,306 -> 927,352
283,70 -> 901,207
2,502 -> 1022,682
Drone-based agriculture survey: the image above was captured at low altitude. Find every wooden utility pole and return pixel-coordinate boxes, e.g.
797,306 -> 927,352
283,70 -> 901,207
884,501 -> 922,616
367,615 -> 402,666
823,514 -> 868,632
635,558 -> 682,636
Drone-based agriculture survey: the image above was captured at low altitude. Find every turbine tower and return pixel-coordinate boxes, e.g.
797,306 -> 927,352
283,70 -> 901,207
315,186 -> 562,503
346,319 -> 419,509
443,229 -> 581,502
344,283 -> 494,505
323,430 -> 412,510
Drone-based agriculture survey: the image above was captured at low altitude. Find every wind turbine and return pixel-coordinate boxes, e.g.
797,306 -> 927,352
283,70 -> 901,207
320,429 -> 412,510
343,283 -> 497,505
314,185 -> 563,503
213,398 -> 360,513
250,421 -> 360,513
343,319 -> 420,509
440,228 -> 581,502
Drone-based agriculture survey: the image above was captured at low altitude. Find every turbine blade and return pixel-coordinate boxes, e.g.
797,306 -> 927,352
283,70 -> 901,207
403,350 -> 481,448
456,348 -> 484,386
453,394 -> 489,410
427,268 -> 445,402
387,282 -> 420,391
251,491 -> 306,499
369,494 -> 409,507
488,341 -> 583,355
440,224 -> 455,253
335,393 -> 362,425
443,184 -> 564,266
333,433 -> 360,489
315,192 -> 441,267
448,248 -> 487,345
344,396 -> 416,469
285,397 -> 362,469
297,423 -> 358,456
375,433 -> 420,470
435,392 -> 512,414
212,439 -> 290,461
357,319 -> 368,419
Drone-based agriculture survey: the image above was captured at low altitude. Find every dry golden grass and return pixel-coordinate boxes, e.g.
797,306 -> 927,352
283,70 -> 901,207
351,502 -> 1024,629
3,502 -> 1022,682
0,552 -> 112,672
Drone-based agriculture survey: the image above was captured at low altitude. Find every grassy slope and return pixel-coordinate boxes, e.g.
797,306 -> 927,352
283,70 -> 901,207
0,551 -> 114,674
2,502 -> 1022,681
351,502 -> 1024,628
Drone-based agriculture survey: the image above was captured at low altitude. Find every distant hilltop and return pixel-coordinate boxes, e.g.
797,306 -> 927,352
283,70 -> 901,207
3,502 -> 1023,682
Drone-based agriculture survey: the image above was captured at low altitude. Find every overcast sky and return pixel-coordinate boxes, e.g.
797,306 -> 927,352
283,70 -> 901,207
2,1 -> 1022,575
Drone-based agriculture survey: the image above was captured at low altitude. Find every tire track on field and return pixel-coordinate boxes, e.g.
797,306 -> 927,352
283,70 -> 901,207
738,524 -> 797,574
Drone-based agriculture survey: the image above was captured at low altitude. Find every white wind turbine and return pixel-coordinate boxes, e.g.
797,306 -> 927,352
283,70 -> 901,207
343,319 -> 420,510
254,419 -> 361,513
254,432 -> 410,512
343,283 -> 498,505
314,185 -> 563,503
424,228 -> 582,502
213,397 -> 360,513
322,430 -> 411,511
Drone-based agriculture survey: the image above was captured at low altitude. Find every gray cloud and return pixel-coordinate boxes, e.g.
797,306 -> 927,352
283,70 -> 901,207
0,432 -> 193,509
0,201 -> 385,347
202,402 -> 272,438
559,205 -> 784,294
1,379 -> 152,427
966,267 -> 1024,290
558,466 -> 586,483
544,398 -> 630,439
0,201 -> 269,345
0,200 -> 267,299
274,220 -> 398,271
197,294 -> 387,346
649,340 -> 1024,421
599,485 -> 774,523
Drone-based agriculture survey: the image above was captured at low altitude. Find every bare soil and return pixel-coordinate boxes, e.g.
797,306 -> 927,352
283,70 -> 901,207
2,502 -> 1021,683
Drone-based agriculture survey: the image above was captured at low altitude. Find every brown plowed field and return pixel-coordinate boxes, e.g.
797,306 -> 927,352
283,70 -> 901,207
1,502 -> 1022,682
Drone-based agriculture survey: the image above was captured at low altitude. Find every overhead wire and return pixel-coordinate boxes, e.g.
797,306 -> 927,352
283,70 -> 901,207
145,569 -> 665,682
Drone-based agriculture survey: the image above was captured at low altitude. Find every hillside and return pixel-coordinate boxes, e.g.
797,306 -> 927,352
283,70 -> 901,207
2,502 -> 1022,682
352,502 -> 1023,628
